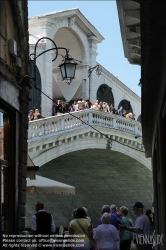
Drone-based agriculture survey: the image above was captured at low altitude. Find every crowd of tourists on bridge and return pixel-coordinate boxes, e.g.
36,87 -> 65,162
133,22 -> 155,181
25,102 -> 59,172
29,201 -> 154,250
28,100 -> 136,121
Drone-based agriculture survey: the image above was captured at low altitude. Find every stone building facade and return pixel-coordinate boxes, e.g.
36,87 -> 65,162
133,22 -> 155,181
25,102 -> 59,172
116,0 -> 166,248
0,0 -> 29,239
28,8 -> 141,120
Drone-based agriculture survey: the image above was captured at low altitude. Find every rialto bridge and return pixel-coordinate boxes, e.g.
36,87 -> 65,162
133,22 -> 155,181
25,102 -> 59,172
26,110 -> 152,228
26,8 -> 151,229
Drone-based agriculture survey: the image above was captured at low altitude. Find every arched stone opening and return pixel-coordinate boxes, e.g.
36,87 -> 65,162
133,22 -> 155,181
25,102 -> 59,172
118,99 -> 133,113
29,63 -> 42,112
97,84 -> 114,105
52,27 -> 85,102
26,149 -> 152,229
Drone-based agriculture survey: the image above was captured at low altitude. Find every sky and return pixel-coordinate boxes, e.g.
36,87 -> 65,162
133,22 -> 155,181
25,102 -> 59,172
28,1 -> 141,97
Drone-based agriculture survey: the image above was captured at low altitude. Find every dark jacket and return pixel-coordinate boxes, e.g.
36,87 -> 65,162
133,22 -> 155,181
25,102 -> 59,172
35,211 -> 52,234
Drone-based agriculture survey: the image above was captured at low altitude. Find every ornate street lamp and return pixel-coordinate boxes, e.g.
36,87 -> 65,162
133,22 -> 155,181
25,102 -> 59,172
88,64 -> 102,77
59,56 -> 77,85
88,64 -> 102,101
29,37 -> 77,86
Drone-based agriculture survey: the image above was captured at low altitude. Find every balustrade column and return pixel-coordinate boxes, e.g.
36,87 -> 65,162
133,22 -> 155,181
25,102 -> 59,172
60,116 -> 65,130
134,123 -> 138,134
88,111 -> 93,125
113,117 -> 117,129
28,124 -> 32,139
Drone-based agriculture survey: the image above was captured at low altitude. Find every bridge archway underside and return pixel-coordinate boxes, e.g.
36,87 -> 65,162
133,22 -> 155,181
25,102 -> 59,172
26,149 -> 152,228
28,111 -> 150,169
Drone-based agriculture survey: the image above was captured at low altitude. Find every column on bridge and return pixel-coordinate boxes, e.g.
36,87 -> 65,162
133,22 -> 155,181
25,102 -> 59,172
88,36 -> 99,103
41,23 -> 53,117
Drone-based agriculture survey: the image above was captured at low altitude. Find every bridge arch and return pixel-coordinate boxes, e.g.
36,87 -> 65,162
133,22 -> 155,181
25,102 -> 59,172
26,149 -> 152,228
118,99 -> 133,113
28,114 -> 150,169
97,84 -> 114,105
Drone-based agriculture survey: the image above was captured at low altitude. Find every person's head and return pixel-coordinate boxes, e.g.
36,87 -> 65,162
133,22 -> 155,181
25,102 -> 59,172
29,110 -> 34,114
74,100 -> 77,104
120,106 -> 123,110
72,209 -> 77,219
110,204 -> 117,212
119,206 -> 129,217
36,202 -> 44,212
145,209 -> 153,222
34,109 -> 40,115
110,104 -> 114,108
75,207 -> 86,218
82,207 -> 88,216
145,209 -> 152,217
132,202 -> 144,216
101,212 -> 111,224
101,205 -> 110,214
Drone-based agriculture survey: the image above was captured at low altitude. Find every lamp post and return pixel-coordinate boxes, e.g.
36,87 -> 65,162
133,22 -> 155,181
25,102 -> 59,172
88,64 -> 102,101
29,37 -> 77,86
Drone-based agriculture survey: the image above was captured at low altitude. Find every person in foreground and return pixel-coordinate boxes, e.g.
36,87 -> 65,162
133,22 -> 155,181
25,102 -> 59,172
31,202 -> 56,249
119,202 -> 150,250
69,207 -> 93,250
94,212 -> 120,250
118,206 -> 131,250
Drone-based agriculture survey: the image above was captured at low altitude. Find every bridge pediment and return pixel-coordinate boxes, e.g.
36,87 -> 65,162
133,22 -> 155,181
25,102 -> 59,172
28,110 -> 151,169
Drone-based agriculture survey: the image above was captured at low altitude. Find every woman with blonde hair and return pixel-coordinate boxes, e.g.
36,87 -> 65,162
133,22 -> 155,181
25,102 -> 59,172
119,206 -> 131,250
34,109 -> 44,120
93,212 -> 120,250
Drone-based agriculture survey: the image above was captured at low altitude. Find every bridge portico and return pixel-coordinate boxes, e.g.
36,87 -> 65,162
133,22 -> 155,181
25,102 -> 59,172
29,8 -> 141,119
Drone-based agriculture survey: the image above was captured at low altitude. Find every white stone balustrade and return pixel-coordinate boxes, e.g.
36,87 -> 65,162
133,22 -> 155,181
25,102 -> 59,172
28,110 -> 142,140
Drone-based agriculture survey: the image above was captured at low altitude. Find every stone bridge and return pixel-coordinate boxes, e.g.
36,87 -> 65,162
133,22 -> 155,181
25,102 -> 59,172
28,110 -> 150,169
26,110 -> 152,228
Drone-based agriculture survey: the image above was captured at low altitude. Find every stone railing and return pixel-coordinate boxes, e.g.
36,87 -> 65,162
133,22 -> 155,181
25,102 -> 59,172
28,110 -> 142,140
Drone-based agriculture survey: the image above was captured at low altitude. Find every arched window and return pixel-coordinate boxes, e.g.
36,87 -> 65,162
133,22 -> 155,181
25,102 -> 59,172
118,99 -> 133,113
97,84 -> 114,105
29,63 -> 41,111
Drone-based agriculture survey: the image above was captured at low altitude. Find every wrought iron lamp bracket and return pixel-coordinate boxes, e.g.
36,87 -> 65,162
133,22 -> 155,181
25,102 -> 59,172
29,37 -> 70,85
